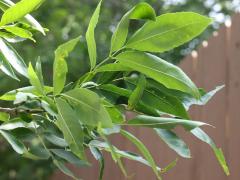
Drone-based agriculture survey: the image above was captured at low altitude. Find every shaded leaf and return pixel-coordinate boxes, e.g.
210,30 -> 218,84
155,129 -> 191,158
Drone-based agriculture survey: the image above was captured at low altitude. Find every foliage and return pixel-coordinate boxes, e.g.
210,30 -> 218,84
0,0 -> 230,179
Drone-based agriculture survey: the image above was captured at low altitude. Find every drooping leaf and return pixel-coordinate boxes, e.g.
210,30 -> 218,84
0,38 -> 28,77
53,159 -> 80,180
3,26 -> 35,41
96,63 -> 132,72
121,130 -> 161,180
51,149 -> 90,167
155,129 -> 191,158
28,62 -> 44,95
0,119 -> 37,130
89,140 -> 161,172
115,51 -> 200,98
86,0 -> 102,69
44,132 -> 68,148
0,51 -> 18,80
110,2 -> 156,53
55,98 -> 86,160
128,115 -> 209,130
53,36 -> 80,95
89,146 -> 104,180
191,127 -> 229,175
0,129 -> 25,154
0,0 -> 44,26
62,88 -> 113,128
0,86 -> 53,101
35,57 -> 44,86
125,12 -> 212,52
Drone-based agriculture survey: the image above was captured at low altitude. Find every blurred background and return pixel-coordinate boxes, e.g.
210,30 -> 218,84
1,0 -> 240,179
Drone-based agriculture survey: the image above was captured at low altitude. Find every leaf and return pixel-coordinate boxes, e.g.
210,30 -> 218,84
181,85 -> 225,110
44,132 -> 68,148
28,62 -> 44,95
126,78 -> 189,119
62,88 -> 113,128
0,51 -> 18,80
125,12 -> 212,52
155,129 -> 191,158
0,38 -> 28,77
161,159 -> 178,173
0,119 -> 37,130
89,140 -> 161,172
121,130 -> 161,180
55,98 -> 86,160
128,74 -> 146,110
3,26 -> 35,41
0,112 -> 10,121
86,0 -> 102,69
128,115 -> 209,130
96,63 -> 132,72
51,149 -> 90,167
102,100 -> 125,124
35,57 -> 44,86
89,146 -> 104,180
53,159 -> 80,180
115,51 -> 200,98
0,0 -> 44,26
0,86 -> 53,101
110,2 -> 155,53
191,127 -> 230,175
53,36 -> 80,95
0,129 -> 25,154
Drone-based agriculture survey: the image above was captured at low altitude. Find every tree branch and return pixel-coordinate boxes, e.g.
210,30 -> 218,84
0,107 -> 44,116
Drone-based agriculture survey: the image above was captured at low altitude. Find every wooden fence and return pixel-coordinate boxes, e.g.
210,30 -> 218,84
52,13 -> 240,180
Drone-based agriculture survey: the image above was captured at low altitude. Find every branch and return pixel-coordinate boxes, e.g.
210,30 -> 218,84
0,107 -> 44,116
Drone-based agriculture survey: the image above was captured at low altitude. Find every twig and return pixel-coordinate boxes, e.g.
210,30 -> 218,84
0,107 -> 44,116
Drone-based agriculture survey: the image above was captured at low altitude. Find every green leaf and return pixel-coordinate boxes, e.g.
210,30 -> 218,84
110,2 -> 155,53
53,36 -> 80,95
126,78 -> 189,119
0,112 -> 10,121
62,88 -> 113,128
0,38 -> 28,77
86,0 -> 102,69
53,159 -> 80,180
102,100 -> 125,124
0,129 -> 25,154
89,140 -> 161,173
89,146 -> 104,180
125,12 -> 212,52
44,133 -> 68,148
3,26 -> 35,41
0,0 -> 44,26
191,127 -> 230,175
0,119 -> 36,130
0,86 -> 53,101
96,63 -> 132,72
51,149 -> 90,167
121,130 -> 161,180
55,98 -> 86,160
128,74 -> 146,110
0,51 -> 18,80
115,51 -> 199,98
1,0 -> 45,35
35,57 -> 44,86
128,115 -> 209,130
28,62 -> 44,95
161,159 -> 178,173
155,129 -> 191,158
